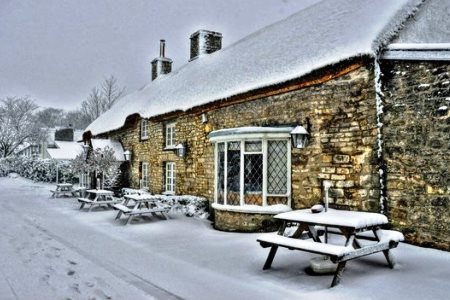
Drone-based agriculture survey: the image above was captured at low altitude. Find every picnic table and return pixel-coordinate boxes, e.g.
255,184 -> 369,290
51,183 -> 78,198
78,189 -> 121,212
113,194 -> 169,225
257,208 -> 404,287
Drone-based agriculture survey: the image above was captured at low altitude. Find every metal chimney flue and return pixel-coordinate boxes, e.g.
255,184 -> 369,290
160,39 -> 166,57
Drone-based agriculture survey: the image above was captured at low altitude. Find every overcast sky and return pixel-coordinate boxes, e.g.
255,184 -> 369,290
0,0 -> 320,111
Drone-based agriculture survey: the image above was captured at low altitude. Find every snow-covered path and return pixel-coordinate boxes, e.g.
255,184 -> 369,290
0,176 -> 449,300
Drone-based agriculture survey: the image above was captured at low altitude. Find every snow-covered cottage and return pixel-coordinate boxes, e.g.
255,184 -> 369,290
84,0 -> 450,250
17,127 -> 84,159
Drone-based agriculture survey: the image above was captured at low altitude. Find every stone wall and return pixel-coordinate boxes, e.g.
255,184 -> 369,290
99,59 -> 380,219
382,60 -> 450,251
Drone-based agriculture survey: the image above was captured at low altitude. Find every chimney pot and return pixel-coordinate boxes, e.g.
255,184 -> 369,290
160,39 -> 166,57
151,39 -> 172,81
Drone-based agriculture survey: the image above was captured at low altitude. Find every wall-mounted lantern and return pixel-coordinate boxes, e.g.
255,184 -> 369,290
201,113 -> 208,124
290,125 -> 309,148
175,143 -> 186,157
123,150 -> 132,161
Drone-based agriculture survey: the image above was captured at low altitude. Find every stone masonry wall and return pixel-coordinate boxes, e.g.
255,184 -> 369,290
100,60 -> 380,217
382,60 -> 450,251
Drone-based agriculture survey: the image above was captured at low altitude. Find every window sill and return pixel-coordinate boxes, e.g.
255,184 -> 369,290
212,203 -> 291,214
162,191 -> 175,196
140,137 -> 149,141
164,146 -> 177,151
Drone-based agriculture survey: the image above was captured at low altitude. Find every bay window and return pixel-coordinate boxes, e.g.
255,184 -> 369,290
210,127 -> 292,208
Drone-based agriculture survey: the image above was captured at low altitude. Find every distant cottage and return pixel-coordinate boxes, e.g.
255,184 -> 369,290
84,0 -> 450,250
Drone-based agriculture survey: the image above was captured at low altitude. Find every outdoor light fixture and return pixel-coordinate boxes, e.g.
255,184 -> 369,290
290,125 -> 309,148
123,150 -> 132,161
201,113 -> 208,124
175,143 -> 186,157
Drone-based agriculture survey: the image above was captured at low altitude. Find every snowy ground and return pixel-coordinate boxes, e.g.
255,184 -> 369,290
0,177 -> 449,300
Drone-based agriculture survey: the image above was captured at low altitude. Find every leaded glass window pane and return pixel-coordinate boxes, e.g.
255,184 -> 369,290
244,154 -> 263,205
267,140 -> 288,194
217,143 -> 225,204
245,141 -> 262,152
226,142 -> 240,205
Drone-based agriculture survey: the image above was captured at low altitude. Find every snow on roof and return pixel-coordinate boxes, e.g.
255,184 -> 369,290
392,0 -> 450,44
91,139 -> 125,161
47,141 -> 83,160
86,0 -> 422,136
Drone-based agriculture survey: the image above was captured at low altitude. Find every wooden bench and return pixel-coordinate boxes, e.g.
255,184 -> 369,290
51,189 -> 78,198
257,229 -> 404,287
78,197 -> 122,211
114,204 -> 169,225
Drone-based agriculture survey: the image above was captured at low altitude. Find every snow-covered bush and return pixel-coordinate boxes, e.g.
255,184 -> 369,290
159,195 -> 209,219
0,156 -> 76,182
70,146 -> 121,189
0,157 -> 14,177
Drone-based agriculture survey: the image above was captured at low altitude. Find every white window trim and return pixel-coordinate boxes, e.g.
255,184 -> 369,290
141,162 -> 149,189
164,162 -> 176,194
211,127 -> 292,209
79,172 -> 90,188
141,119 -> 149,140
165,122 -> 176,148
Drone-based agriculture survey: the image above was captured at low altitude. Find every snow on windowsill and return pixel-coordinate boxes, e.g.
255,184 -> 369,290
212,203 -> 291,214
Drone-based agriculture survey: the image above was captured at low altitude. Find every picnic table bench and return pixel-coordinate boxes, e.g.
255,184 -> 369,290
257,209 -> 404,287
113,194 -> 169,225
78,189 -> 121,212
51,183 -> 78,198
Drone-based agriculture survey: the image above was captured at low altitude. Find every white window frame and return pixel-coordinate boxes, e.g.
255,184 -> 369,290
165,122 -> 176,148
79,172 -> 90,188
141,162 -> 149,189
210,127 -> 292,208
141,119 -> 149,140
164,162 -> 176,194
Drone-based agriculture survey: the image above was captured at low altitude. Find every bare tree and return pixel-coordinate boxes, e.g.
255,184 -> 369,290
79,76 -> 125,125
0,96 -> 45,157
36,107 -> 64,128
63,109 -> 91,130
101,75 -> 125,111
80,87 -> 103,124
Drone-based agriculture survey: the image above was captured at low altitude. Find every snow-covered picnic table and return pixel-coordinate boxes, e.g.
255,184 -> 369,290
257,208 -> 404,287
113,194 -> 169,225
78,189 -> 121,212
50,183 -> 78,198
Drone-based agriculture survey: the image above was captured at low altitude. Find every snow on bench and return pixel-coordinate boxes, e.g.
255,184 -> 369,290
258,230 -> 403,262
113,204 -> 132,213
77,198 -> 92,203
258,233 -> 353,258
78,198 -> 122,211
258,229 -> 403,287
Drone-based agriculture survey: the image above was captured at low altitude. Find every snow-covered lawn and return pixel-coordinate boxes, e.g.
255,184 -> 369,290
0,177 -> 449,300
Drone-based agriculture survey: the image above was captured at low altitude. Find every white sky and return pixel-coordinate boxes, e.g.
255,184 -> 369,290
0,0 -> 320,110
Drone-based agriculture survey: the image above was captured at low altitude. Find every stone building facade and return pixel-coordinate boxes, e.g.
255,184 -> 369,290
94,56 -> 384,232
381,60 -> 450,250
84,1 -> 450,251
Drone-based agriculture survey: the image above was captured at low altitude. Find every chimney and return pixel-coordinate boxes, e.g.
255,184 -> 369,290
189,30 -> 222,61
151,39 -> 173,81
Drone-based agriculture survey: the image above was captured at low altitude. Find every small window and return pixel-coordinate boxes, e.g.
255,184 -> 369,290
165,122 -> 176,148
79,172 -> 90,188
141,119 -> 149,140
164,162 -> 176,194
141,162 -> 149,189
